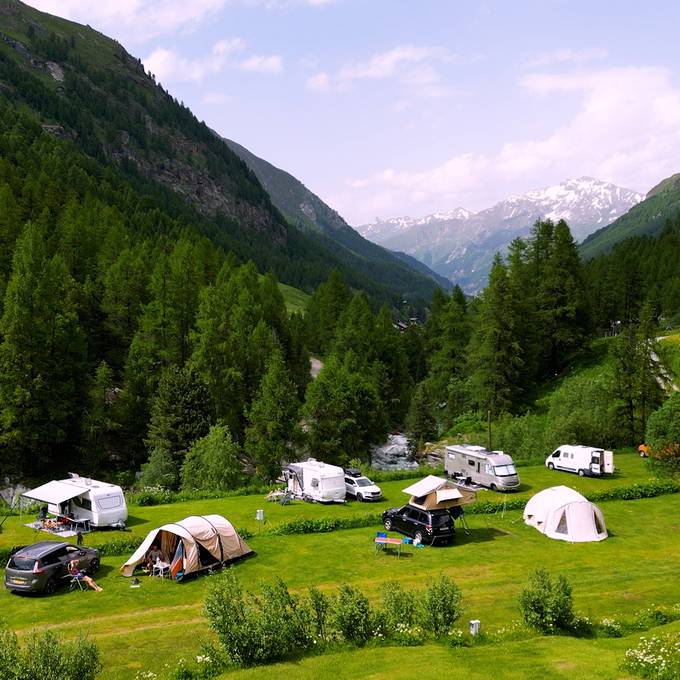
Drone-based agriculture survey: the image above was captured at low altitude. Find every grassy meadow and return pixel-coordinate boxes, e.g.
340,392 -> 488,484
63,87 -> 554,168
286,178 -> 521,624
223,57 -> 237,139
1,451 -> 678,679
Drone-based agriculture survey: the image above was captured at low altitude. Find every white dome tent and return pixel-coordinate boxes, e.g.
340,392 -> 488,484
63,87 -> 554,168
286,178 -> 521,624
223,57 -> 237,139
523,486 -> 607,543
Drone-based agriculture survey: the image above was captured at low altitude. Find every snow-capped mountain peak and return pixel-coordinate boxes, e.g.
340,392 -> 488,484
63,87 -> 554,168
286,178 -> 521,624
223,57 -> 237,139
356,177 -> 643,293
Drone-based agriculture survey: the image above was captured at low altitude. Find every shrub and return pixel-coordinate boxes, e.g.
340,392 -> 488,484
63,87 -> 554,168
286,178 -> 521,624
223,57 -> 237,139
379,581 -> 418,636
334,584 -> 372,646
271,513 -> 382,536
307,587 -> 330,638
95,536 -> 143,557
418,575 -> 463,636
0,627 -> 102,680
623,633 -> 680,679
599,617 -> 624,638
204,573 -> 310,667
631,606 -> 673,631
519,569 -> 574,633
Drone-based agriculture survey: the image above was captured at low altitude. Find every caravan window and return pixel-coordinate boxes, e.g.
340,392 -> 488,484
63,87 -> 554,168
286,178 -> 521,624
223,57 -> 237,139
97,496 -> 122,510
468,459 -> 476,467
73,496 -> 92,511
494,464 -> 517,476
311,478 -> 319,489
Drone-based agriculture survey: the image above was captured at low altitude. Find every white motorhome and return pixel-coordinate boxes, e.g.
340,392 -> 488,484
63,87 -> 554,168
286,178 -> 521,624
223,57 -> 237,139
546,445 -> 614,477
284,459 -> 346,503
444,444 -> 520,492
23,474 -> 128,528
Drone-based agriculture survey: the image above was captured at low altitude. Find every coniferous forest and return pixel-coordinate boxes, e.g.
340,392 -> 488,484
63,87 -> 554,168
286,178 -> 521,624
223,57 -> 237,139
1,2 -> 680,490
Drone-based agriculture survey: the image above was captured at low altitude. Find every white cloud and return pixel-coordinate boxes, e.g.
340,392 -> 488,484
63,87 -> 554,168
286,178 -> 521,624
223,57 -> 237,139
338,65 -> 680,224
308,44 -> 462,98
238,54 -> 283,74
144,39 -> 244,83
524,47 -> 609,69
25,0 -> 336,43
26,0 -> 227,43
306,71 -> 331,91
144,39 -> 282,83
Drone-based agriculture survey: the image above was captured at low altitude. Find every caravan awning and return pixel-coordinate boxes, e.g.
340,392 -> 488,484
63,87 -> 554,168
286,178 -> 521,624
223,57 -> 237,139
22,480 -> 85,505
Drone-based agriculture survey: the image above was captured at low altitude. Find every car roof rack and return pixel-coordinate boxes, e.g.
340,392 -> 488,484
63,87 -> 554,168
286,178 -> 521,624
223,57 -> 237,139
344,467 -> 362,477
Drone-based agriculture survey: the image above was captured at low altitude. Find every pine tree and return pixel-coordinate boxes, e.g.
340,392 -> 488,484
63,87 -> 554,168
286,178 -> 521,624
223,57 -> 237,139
0,222 -> 87,475
244,349 -> 299,481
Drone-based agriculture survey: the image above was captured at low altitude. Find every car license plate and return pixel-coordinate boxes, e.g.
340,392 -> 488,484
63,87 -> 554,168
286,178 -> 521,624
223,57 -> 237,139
10,578 -> 25,584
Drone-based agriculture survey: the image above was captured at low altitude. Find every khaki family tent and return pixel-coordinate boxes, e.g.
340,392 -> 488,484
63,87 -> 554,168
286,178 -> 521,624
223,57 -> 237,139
402,475 -> 477,511
523,486 -> 607,543
120,514 -> 253,579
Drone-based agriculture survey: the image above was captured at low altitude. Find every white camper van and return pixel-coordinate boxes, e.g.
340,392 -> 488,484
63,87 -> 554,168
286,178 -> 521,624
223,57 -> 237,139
444,444 -> 520,492
284,459 -> 346,503
546,445 -> 614,477
23,474 -> 128,528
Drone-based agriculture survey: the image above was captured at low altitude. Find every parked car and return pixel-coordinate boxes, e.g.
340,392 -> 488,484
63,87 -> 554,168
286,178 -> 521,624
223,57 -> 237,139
344,468 -> 382,501
4,541 -> 100,594
382,505 -> 455,545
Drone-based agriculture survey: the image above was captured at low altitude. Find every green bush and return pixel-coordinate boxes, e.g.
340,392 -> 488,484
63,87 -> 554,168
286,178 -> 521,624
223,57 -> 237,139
95,536 -> 143,557
271,513 -> 382,536
419,575 -> 463,636
0,627 -> 102,680
334,584 -> 373,646
519,569 -> 574,634
204,573 -> 311,667
307,586 -> 330,638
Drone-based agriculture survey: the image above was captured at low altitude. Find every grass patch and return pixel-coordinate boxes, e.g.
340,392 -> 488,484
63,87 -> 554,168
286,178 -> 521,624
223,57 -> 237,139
0,452 -> 675,679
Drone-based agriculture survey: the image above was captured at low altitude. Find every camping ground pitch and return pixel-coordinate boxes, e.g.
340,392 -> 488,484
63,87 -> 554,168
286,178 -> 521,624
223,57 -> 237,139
1,452 -> 679,678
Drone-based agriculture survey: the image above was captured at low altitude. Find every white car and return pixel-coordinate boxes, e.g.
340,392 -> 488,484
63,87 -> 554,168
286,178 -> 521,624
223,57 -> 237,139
344,470 -> 382,502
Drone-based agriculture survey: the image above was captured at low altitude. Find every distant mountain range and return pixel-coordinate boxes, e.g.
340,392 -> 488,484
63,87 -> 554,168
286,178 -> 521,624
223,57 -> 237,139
358,177 -> 644,292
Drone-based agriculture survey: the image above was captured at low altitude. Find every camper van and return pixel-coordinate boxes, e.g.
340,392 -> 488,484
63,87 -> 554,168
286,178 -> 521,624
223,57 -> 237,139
23,474 -> 128,529
444,444 -> 520,492
546,445 -> 614,477
284,459 -> 346,503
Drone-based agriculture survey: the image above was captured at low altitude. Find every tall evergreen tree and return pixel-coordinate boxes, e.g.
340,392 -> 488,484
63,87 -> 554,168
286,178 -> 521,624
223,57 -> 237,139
245,349 -> 300,481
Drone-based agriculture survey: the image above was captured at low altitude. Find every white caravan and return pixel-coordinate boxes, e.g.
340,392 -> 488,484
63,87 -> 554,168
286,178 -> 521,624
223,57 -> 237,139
23,474 -> 128,528
284,459 -> 346,503
545,445 -> 614,477
444,444 -> 520,491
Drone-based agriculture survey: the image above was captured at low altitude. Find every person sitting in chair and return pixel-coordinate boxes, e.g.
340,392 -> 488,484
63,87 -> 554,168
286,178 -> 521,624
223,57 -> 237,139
68,560 -> 102,592
145,544 -> 165,572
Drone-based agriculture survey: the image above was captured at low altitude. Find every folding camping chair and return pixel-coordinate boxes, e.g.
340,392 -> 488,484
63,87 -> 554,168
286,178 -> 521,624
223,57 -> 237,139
69,575 -> 86,592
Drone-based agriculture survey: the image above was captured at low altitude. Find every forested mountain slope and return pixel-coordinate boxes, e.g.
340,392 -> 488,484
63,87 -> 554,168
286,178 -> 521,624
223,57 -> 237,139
225,138 -> 452,291
580,172 -> 680,260
0,0 -> 440,303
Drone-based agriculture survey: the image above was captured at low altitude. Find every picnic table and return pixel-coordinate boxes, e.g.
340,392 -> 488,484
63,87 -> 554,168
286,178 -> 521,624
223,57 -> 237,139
374,535 -> 411,557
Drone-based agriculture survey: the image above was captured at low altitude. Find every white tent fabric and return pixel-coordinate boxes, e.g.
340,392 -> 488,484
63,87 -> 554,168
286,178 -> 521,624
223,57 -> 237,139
436,487 -> 463,503
120,514 -> 252,578
22,480 -> 85,505
402,475 -> 448,497
523,486 -> 607,542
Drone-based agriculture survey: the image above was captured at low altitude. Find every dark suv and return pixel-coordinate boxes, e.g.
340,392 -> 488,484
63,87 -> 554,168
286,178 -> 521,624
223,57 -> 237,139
382,505 -> 455,545
4,541 -> 100,595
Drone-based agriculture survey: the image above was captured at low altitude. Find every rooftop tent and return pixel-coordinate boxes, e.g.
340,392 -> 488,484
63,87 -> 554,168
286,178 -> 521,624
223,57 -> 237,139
120,514 -> 253,579
523,486 -> 608,543
402,475 -> 477,511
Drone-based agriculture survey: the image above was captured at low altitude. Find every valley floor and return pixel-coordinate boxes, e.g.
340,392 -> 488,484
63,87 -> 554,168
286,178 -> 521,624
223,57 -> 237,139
0,452 -> 677,679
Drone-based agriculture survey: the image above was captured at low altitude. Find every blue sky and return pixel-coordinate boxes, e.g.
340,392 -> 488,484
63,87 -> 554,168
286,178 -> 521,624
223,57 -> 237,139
25,1 -> 680,224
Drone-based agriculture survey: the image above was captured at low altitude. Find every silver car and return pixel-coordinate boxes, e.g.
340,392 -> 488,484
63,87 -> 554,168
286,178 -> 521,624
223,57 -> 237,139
4,541 -> 100,595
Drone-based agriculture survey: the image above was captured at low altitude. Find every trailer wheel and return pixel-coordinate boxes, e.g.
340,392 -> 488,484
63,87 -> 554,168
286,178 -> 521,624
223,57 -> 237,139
547,462 -> 554,470
578,469 -> 585,477
490,483 -> 497,491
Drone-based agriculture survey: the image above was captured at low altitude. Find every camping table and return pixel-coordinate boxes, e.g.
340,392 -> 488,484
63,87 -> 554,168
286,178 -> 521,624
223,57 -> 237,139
152,561 -> 170,578
374,536 -> 406,557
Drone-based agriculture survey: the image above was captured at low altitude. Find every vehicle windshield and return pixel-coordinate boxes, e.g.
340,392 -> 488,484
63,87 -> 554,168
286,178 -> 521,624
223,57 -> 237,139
356,478 -> 374,487
494,464 -> 517,476
8,555 -> 36,570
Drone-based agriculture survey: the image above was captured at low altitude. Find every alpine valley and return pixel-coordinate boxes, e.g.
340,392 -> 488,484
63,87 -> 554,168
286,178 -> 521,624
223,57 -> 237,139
358,177 -> 643,292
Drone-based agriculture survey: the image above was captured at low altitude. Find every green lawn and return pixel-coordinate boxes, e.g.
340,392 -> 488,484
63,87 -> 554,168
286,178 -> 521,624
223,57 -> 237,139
0,452 -> 676,679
